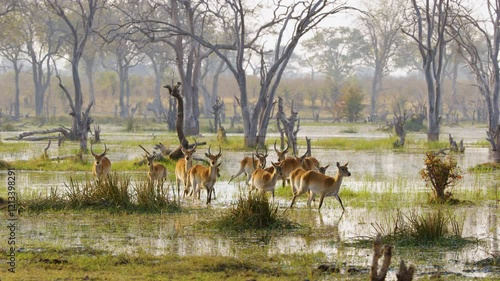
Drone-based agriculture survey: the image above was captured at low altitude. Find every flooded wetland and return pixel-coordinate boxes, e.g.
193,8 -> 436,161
1,123 -> 500,280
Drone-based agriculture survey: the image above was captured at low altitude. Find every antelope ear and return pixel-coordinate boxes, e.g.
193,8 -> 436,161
336,162 -> 340,168
344,162 -> 349,167
205,152 -> 210,158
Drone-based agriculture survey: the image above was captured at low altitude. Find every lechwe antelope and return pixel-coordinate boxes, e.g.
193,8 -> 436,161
145,154 -> 168,187
228,146 -> 268,185
91,143 -> 111,179
290,162 -> 351,211
274,139 -> 290,161
289,164 -> 330,195
250,161 -> 284,200
175,143 -> 197,198
187,146 -> 222,204
277,153 -> 305,187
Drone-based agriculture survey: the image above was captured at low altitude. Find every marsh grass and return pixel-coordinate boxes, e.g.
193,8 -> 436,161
314,137 -> 397,150
370,208 -> 470,247
215,192 -> 295,231
10,244 -> 335,281
21,173 -> 180,213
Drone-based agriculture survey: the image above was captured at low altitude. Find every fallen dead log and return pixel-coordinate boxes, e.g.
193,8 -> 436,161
15,126 -> 70,140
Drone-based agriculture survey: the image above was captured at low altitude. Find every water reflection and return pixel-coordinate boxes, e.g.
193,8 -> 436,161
3,125 -> 500,278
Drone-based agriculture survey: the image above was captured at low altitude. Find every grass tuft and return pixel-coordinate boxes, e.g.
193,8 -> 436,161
21,173 -> 180,213
215,192 -> 295,231
370,208 -> 471,247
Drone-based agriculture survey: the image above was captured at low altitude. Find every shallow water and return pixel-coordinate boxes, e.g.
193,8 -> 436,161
2,124 -> 500,279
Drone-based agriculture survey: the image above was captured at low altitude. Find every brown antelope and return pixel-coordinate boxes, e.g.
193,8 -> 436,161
229,146 -> 268,185
301,156 -> 321,171
274,139 -> 290,161
91,143 -> 111,179
289,164 -> 330,195
175,143 -> 197,198
187,146 -> 222,204
145,154 -> 168,187
278,154 -> 304,187
250,161 -> 284,200
290,162 -> 351,211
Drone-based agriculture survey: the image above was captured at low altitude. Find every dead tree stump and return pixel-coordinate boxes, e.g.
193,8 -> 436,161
370,234 -> 393,281
276,96 -> 300,156
370,234 -> 415,281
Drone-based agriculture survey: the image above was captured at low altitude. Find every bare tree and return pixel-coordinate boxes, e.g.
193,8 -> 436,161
450,1 -> 500,151
143,42 -> 175,122
116,0 -> 356,147
402,0 -> 455,141
0,9 -> 24,120
45,0 -> 105,150
19,2 -> 62,118
358,0 -> 405,118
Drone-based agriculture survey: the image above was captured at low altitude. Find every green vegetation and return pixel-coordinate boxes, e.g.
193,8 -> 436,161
21,173 -> 181,213
215,192 -> 295,231
314,137 -> 397,150
370,209 -> 473,247
1,244 -> 345,281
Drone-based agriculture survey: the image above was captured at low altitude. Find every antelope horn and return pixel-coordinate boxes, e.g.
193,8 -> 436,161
262,145 -> 268,157
191,138 -> 198,152
101,143 -> 108,157
90,143 -> 97,157
139,144 -> 151,156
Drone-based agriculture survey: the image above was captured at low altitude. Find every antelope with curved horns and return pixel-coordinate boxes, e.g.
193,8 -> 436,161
290,162 -> 351,211
274,139 -> 290,161
145,153 -> 168,188
187,145 -> 222,204
250,160 -> 284,200
277,152 -> 305,187
229,145 -> 268,185
91,143 -> 111,179
175,141 -> 198,198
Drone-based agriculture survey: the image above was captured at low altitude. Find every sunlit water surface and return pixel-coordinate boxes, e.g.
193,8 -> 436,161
1,124 -> 499,279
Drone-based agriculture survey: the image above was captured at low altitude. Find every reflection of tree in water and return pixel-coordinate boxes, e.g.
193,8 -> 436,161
489,208 -> 499,257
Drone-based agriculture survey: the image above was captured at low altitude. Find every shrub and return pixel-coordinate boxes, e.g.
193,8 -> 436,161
420,151 -> 462,203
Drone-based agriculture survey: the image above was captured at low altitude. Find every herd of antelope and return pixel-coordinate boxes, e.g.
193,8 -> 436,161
89,139 -> 351,210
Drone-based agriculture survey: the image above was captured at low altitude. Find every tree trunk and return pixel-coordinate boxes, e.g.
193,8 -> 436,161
14,64 -> 20,120
85,57 -> 95,103
370,63 -> 383,117
424,64 -> 440,142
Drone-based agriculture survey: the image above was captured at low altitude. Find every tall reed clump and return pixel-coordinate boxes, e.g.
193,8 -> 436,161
135,181 -> 180,212
215,192 -> 294,231
420,151 -> 462,203
23,173 -> 180,212
66,173 -> 131,208
372,209 -> 465,246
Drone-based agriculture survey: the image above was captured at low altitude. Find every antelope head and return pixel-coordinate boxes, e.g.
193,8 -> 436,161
274,139 -> 289,161
206,145 -> 222,166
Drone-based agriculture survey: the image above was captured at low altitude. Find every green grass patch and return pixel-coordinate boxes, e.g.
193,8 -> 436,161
215,192 -> 296,231
21,173 -> 181,213
4,244 -> 338,281
314,137 -> 397,150
469,162 -> 500,173
368,208 -> 476,248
